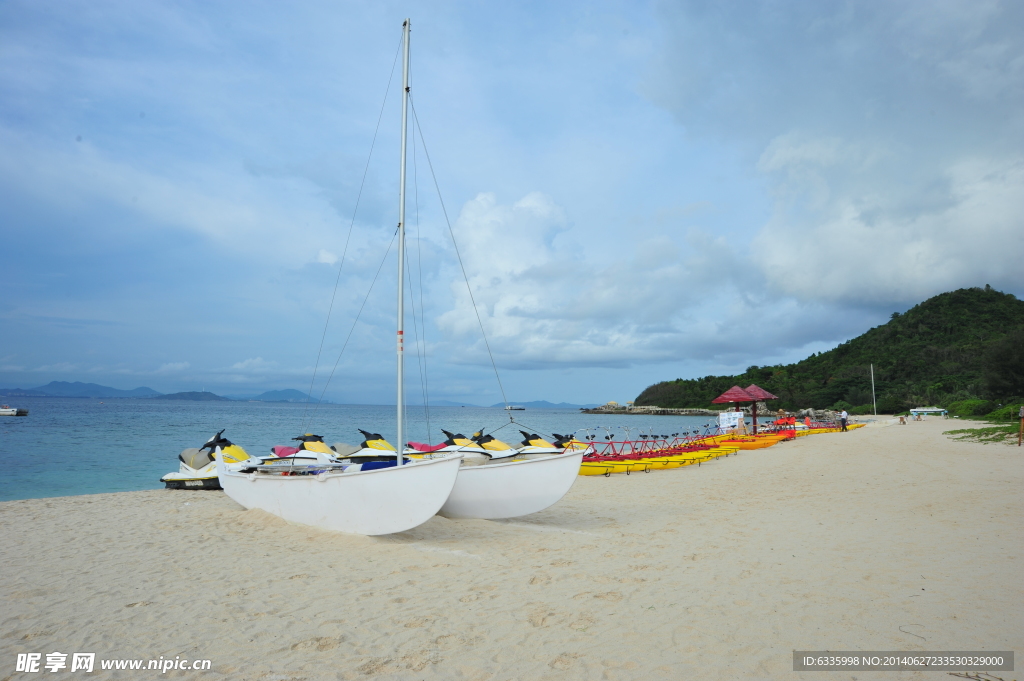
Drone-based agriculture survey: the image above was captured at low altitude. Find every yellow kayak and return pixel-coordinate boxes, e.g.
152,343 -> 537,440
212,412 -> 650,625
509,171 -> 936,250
578,446 -> 740,475
579,461 -> 618,476
715,439 -> 774,450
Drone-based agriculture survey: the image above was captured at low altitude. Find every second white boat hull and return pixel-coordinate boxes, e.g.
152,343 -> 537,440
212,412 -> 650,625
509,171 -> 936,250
218,453 -> 462,536
437,449 -> 584,520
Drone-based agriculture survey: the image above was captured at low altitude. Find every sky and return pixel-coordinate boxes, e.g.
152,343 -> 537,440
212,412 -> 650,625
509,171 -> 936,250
1,0 -> 1022,405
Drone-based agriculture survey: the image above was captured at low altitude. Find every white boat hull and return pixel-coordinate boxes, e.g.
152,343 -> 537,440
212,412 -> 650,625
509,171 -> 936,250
217,453 -> 462,535
438,449 -> 584,519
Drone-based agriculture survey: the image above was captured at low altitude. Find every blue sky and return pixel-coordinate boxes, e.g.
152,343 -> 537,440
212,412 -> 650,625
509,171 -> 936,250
2,0 -> 1022,404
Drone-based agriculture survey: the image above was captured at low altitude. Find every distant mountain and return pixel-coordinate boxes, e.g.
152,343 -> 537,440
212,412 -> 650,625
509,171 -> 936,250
489,400 -> 601,409
428,400 -> 483,407
0,387 -> 49,397
0,381 -> 162,398
151,391 -> 230,401
250,389 -> 312,403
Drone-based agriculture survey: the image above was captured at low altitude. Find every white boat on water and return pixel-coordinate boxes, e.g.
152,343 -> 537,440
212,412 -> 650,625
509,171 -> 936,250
0,404 -> 28,416
217,19 -> 462,536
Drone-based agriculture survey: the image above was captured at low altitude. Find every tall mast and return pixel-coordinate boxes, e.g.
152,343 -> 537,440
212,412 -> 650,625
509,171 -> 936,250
396,18 -> 411,464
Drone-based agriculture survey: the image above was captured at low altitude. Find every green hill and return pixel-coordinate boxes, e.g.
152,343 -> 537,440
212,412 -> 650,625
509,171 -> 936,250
635,286 -> 1024,413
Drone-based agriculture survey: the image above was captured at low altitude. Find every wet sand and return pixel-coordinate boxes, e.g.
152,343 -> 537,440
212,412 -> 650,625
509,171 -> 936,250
2,417 -> 1020,679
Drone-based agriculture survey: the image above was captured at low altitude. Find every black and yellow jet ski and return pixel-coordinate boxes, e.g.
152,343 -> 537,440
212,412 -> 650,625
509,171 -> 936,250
516,430 -> 561,455
264,431 -> 398,465
470,428 -> 518,458
161,430 -> 250,490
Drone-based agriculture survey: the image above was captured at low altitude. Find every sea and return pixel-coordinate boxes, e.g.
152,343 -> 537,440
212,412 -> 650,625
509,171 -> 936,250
0,397 -> 718,501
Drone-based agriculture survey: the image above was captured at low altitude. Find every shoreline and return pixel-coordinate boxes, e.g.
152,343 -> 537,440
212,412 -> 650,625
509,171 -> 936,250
3,418 -> 1020,679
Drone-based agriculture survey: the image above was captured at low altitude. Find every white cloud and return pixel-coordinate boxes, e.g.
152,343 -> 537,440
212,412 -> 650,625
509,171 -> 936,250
643,1 -> 1024,311
0,127 -> 347,266
435,192 -> 821,368
33,362 -> 77,372
754,137 -> 1024,304
3,0 -> 1022,401
156,361 -> 190,373
231,357 -> 275,371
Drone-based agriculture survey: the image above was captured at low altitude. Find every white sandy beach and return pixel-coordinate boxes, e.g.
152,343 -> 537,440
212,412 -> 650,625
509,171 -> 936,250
2,417 -> 1021,680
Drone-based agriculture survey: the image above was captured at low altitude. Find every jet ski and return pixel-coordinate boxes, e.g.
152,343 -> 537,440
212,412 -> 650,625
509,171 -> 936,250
161,430 -> 249,489
260,430 -> 420,473
403,429 -> 493,465
268,433 -> 343,460
515,431 -> 563,457
552,433 -> 592,451
408,428 -> 543,464
469,429 -> 519,459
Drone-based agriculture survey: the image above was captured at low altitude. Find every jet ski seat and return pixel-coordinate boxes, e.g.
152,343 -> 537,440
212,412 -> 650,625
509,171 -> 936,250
179,447 -> 214,469
331,442 -> 361,457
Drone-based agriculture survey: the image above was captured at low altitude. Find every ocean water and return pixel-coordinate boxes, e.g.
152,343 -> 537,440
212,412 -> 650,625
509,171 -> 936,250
0,397 -> 717,501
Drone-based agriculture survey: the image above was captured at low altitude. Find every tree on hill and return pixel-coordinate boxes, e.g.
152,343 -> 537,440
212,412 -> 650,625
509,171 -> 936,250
635,286 -> 1024,412
983,327 -> 1024,399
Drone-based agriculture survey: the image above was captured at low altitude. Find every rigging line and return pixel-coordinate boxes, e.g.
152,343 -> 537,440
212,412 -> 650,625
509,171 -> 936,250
483,420 -> 517,436
306,227 -> 400,430
300,32 -> 405,431
412,114 -> 432,443
487,417 -> 563,444
409,95 -> 511,417
505,418 -> 560,441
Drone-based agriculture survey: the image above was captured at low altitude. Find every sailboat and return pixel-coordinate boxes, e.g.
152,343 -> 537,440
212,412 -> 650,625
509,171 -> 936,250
216,19 -> 462,536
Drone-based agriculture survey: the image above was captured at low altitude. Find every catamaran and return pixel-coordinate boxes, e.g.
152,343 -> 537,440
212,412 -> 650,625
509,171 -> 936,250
220,18 -> 584,527
216,19 -> 462,536
403,429 -> 586,520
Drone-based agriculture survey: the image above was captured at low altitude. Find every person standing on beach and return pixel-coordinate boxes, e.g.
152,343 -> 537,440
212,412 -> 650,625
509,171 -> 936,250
840,409 -> 849,432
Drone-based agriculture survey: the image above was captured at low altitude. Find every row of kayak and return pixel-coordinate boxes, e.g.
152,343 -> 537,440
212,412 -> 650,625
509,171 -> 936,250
577,423 -> 865,476
580,444 -> 741,475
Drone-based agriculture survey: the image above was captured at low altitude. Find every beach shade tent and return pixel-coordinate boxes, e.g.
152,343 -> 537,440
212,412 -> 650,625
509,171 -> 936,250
712,386 -> 756,433
744,384 -> 779,434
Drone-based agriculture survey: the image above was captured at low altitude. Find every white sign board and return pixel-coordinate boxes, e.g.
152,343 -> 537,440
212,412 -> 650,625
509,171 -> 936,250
719,411 -> 745,431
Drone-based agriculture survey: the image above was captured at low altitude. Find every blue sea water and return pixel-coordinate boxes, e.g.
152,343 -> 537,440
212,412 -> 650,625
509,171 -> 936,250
0,397 -> 717,501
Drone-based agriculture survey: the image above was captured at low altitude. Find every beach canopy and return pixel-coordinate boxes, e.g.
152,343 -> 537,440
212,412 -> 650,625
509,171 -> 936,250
744,384 -> 779,401
712,386 -> 755,404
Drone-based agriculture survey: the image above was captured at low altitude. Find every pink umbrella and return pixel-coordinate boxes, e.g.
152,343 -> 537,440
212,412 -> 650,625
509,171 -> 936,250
712,386 -> 756,433
744,384 -> 779,434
